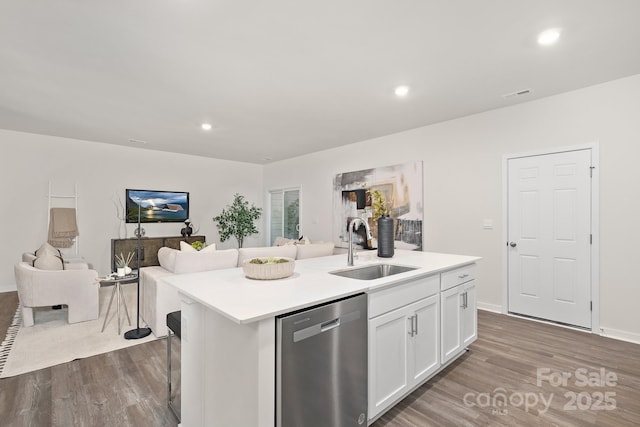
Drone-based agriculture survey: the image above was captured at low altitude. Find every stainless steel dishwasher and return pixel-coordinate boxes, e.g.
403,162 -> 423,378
276,293 -> 368,427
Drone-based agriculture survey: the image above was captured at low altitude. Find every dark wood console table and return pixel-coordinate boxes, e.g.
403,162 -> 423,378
111,235 -> 206,271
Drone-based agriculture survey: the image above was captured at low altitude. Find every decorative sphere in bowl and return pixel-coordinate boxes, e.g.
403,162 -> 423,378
242,257 -> 295,280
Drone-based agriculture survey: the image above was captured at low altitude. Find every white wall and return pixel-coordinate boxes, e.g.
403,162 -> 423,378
1,129 -> 263,292
263,74 -> 640,342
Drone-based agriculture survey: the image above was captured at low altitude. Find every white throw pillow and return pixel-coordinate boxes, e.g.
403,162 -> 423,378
173,249 -> 238,274
296,242 -> 335,259
199,243 -> 216,253
180,241 -> 216,252
180,241 -> 197,252
273,237 -> 296,246
158,247 -> 179,272
33,253 -> 64,270
35,242 -> 60,257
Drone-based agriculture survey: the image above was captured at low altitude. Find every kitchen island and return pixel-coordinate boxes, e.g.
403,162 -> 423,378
164,250 -> 480,427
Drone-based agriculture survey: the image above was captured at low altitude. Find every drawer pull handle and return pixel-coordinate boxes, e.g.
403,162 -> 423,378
458,273 -> 469,279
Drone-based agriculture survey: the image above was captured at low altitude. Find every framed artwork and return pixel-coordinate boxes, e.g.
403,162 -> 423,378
333,161 -> 423,250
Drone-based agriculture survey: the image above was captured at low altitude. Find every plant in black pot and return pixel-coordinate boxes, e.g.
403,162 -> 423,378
212,193 -> 262,248
368,189 -> 394,257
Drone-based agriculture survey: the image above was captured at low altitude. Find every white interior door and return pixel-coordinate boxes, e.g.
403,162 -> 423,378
507,149 -> 592,328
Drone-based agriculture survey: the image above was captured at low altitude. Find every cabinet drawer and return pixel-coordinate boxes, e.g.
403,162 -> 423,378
440,264 -> 475,291
369,274 -> 440,319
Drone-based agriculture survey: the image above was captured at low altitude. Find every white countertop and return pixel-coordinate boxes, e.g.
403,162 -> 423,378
163,249 -> 480,324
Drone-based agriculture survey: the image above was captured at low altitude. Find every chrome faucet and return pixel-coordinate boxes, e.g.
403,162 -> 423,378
347,218 -> 373,266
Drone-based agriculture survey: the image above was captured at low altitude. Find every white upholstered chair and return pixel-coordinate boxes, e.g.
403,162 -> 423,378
14,262 -> 99,327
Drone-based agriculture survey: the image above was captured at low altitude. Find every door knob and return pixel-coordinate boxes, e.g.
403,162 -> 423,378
509,242 -> 517,247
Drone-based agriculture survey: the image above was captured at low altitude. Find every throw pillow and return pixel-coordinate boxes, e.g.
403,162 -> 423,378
158,247 -> 179,272
199,243 -> 216,253
180,241 -> 197,252
180,241 -> 216,252
34,241 -> 61,257
273,237 -> 297,246
33,253 -> 64,270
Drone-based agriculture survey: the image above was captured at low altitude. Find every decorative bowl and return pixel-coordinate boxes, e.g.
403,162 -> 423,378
242,257 -> 295,280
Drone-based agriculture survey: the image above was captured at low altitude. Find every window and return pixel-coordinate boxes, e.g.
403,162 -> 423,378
269,188 -> 300,245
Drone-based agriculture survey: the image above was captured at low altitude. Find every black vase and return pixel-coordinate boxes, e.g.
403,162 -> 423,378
377,215 -> 394,258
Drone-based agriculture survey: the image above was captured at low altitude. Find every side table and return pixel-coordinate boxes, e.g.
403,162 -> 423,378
100,273 -> 137,334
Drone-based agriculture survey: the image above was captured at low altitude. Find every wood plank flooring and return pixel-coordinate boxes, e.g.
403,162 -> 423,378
1,291 -> 639,426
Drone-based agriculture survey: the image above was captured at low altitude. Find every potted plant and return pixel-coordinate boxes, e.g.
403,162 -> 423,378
114,251 -> 134,276
212,193 -> 262,248
191,241 -> 206,251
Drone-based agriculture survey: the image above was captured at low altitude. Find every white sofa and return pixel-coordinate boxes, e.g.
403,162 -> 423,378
140,241 -> 335,337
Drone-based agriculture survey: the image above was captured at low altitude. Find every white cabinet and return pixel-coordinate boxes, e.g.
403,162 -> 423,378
461,281 -> 477,348
440,265 -> 477,365
368,276 -> 440,419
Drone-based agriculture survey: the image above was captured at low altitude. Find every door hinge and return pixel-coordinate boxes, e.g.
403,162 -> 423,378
590,301 -> 593,311
590,234 -> 593,244
590,166 -> 595,178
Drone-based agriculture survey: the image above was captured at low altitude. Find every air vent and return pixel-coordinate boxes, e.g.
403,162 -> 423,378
502,89 -> 532,99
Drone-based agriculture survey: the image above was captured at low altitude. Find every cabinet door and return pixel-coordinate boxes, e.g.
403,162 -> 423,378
462,281 -> 477,348
111,237 -> 163,270
368,306 -> 411,419
440,284 -> 463,364
408,294 -> 439,386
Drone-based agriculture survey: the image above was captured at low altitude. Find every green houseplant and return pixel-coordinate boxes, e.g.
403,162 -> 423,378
212,193 -> 262,248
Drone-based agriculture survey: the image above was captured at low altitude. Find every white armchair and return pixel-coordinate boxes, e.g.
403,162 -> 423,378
14,262 -> 99,327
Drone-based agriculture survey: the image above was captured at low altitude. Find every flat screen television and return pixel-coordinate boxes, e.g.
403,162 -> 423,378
125,189 -> 189,223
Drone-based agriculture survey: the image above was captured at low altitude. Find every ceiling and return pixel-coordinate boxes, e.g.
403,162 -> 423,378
2,1 -> 640,164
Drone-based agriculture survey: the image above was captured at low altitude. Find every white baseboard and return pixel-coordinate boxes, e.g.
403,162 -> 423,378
0,284 -> 16,293
477,301 -> 502,313
600,327 -> 640,345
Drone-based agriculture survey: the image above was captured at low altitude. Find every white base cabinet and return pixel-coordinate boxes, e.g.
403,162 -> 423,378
368,263 -> 478,422
368,294 -> 439,419
440,265 -> 477,364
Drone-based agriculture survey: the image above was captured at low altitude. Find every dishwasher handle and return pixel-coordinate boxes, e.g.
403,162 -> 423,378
321,318 -> 341,332
292,309 -> 361,343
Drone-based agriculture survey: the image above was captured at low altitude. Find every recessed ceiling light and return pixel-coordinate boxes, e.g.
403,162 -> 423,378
201,123 -> 212,131
394,85 -> 410,97
537,28 -> 561,46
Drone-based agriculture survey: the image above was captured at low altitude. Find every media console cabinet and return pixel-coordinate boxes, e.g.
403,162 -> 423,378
110,235 -> 206,271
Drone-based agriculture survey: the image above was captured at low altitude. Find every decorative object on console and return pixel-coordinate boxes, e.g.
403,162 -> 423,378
190,240 -> 206,251
133,226 -> 146,238
113,194 -> 127,239
212,193 -> 262,248
242,257 -> 295,280
180,219 -> 193,237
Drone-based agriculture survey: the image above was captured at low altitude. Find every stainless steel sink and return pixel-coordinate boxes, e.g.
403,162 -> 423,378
329,264 -> 418,280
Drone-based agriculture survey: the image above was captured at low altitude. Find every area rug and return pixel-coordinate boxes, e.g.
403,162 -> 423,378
0,284 -> 158,378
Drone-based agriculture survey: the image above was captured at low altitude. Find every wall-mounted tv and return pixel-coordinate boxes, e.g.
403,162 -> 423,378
126,189 -> 189,223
